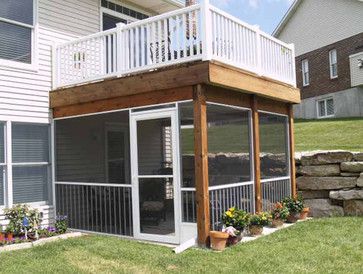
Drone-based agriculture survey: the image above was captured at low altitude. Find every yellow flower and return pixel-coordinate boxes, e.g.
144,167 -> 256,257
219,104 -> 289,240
226,211 -> 233,217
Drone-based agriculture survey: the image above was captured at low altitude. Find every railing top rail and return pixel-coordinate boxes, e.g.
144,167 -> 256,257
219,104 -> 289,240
209,181 -> 254,191
122,3 -> 201,30
57,28 -> 117,48
261,176 -> 291,183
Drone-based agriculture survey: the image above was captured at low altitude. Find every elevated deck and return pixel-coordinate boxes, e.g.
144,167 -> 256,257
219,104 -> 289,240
52,3 -> 297,93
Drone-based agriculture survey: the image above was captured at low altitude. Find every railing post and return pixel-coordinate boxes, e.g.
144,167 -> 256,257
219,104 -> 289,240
254,26 -> 262,76
116,22 -> 124,76
289,43 -> 297,87
52,42 -> 58,89
201,0 -> 212,61
193,84 -> 210,247
288,105 -> 297,198
251,95 -> 262,213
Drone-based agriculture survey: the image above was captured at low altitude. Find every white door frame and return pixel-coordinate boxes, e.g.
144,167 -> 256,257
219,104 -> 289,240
129,107 -> 181,244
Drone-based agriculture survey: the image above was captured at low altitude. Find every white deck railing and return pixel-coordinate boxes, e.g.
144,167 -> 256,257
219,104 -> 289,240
53,3 -> 296,89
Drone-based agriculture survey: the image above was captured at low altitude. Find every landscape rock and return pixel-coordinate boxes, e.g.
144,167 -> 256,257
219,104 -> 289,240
357,173 -> 363,187
304,199 -> 344,217
353,153 -> 363,161
340,172 -> 360,177
343,200 -> 363,216
300,151 -> 353,166
329,190 -> 363,200
297,176 -> 357,190
340,162 -> 363,173
297,165 -> 340,177
298,190 -> 330,199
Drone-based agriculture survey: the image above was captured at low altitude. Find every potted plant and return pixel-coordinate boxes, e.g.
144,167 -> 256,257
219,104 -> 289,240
223,226 -> 242,246
5,223 -> 15,242
248,212 -> 271,236
270,202 -> 289,228
298,197 -> 310,220
0,225 -> 4,242
222,207 -> 250,232
209,230 -> 229,251
282,196 -> 304,223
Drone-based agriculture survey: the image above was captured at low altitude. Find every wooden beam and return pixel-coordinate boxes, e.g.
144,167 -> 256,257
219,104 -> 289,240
50,62 -> 209,108
257,97 -> 289,115
53,86 -> 193,118
193,84 -> 210,246
209,61 -> 301,104
251,95 -> 262,213
205,85 -> 251,108
288,105 -> 297,198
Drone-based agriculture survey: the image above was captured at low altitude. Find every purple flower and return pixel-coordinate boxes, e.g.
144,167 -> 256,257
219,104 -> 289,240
47,227 -> 56,232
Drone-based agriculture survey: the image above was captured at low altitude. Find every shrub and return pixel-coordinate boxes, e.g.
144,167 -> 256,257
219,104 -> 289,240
249,212 -> 271,227
222,207 -> 250,231
4,204 -> 41,235
55,215 -> 68,234
282,196 -> 304,214
271,202 -> 290,221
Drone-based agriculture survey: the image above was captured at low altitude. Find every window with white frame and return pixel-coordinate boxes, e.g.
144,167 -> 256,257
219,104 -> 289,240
317,98 -> 335,118
0,0 -> 35,65
329,49 -> 338,78
0,123 -> 5,206
11,123 -> 50,204
302,59 -> 309,86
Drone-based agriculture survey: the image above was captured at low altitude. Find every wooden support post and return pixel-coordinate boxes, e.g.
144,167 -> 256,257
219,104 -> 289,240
193,84 -> 210,246
251,96 -> 262,213
288,105 -> 297,198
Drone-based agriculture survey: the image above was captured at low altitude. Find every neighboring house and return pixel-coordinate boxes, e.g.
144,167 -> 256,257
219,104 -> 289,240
273,0 -> 363,119
0,0 -> 300,246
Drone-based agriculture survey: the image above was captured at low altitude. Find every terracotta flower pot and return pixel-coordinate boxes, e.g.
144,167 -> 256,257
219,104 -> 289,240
300,207 -> 310,220
6,233 -> 14,242
210,231 -> 229,251
0,232 -> 5,242
249,225 -> 263,236
271,219 -> 284,228
227,234 -> 243,246
287,212 -> 300,223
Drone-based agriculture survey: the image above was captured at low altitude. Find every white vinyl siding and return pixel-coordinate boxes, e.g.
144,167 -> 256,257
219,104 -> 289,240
0,123 -> 5,206
317,98 -> 334,118
302,59 -> 309,86
329,49 -> 338,79
0,0 -> 100,123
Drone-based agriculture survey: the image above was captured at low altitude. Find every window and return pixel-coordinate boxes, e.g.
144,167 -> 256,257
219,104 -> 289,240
0,123 -> 5,206
0,0 -> 35,66
317,98 -> 335,118
329,49 -> 338,78
207,103 -> 252,186
259,113 -> 289,180
301,59 -> 309,86
12,123 -> 50,203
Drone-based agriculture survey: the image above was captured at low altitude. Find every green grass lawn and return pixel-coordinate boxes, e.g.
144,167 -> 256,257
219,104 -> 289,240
0,217 -> 362,273
295,117 -> 363,152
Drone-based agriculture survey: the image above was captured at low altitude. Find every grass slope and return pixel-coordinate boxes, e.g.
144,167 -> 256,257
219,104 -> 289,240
295,117 -> 363,152
0,217 -> 362,273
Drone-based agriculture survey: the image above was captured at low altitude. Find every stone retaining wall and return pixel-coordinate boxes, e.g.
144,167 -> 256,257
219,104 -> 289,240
296,151 -> 363,217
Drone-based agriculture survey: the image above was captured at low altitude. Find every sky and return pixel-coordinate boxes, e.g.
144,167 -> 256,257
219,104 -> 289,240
209,0 -> 294,34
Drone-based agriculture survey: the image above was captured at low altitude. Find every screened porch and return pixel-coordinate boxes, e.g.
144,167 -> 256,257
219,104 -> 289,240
53,98 -> 292,244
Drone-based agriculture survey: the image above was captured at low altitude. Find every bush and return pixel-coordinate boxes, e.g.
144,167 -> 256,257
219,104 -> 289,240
55,215 -> 68,234
249,212 -> 271,227
222,207 -> 250,231
4,204 -> 41,236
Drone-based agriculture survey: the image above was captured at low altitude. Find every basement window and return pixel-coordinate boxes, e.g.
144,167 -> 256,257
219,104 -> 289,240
317,98 -> 335,118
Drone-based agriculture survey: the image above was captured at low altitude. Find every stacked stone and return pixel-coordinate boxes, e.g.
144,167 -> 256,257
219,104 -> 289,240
296,151 -> 363,217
